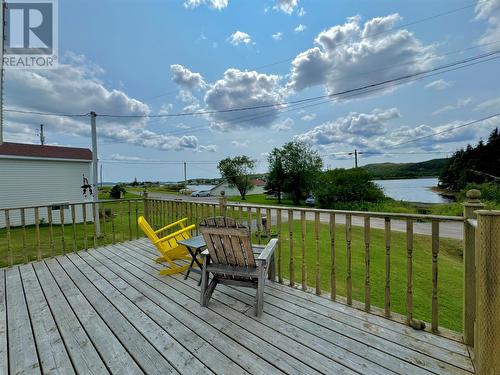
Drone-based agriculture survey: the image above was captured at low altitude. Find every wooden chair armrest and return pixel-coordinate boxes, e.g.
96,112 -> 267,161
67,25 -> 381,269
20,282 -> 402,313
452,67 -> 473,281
154,218 -> 188,234
155,224 -> 196,244
256,238 -> 278,265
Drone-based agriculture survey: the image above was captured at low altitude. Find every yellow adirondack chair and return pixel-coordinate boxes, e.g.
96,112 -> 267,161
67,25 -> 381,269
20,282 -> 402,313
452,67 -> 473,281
138,216 -> 195,275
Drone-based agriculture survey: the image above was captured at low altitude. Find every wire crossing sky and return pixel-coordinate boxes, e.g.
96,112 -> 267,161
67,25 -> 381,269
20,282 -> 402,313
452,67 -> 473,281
3,0 -> 500,181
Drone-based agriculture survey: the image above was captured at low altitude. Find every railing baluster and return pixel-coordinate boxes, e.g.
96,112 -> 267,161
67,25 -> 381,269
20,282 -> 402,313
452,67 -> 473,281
135,200 -> 139,239
5,209 -> 12,266
346,213 -> 352,305
120,201 -> 124,242
238,206 -> 243,222
48,207 -> 54,256
101,203 -> 107,241
277,208 -> 282,283
71,205 -> 77,252
364,216 -> 371,312
82,204 -> 88,250
300,211 -> 307,291
288,209 -> 294,287
406,218 -> 414,325
60,207 -> 66,254
126,201 -> 131,240
315,211 -> 321,295
92,203 -> 97,249
384,217 -> 391,317
431,220 -> 439,332
246,207 -> 252,231
35,207 -> 41,260
111,204 -> 116,244
330,213 -> 336,300
256,208 -> 262,245
266,208 -> 271,239
21,208 -> 27,263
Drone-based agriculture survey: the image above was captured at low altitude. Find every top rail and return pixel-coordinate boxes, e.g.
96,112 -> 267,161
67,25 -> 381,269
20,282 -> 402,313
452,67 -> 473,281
0,198 -> 144,212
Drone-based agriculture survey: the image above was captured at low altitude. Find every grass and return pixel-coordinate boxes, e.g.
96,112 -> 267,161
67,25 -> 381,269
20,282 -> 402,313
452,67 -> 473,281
1,198 -> 464,332
262,219 -> 464,332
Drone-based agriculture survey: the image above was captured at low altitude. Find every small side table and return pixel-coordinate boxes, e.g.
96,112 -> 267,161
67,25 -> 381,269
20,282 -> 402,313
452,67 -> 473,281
178,235 -> 207,285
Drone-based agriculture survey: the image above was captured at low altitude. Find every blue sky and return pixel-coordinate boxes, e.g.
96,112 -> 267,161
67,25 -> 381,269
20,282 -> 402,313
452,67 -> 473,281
4,0 -> 500,182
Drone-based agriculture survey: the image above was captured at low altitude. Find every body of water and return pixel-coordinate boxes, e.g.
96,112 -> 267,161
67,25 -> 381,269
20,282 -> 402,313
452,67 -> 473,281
374,178 -> 451,204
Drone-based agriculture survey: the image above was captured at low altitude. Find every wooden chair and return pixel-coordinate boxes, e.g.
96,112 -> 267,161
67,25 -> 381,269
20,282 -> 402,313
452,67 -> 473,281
138,216 -> 195,275
199,217 -> 278,317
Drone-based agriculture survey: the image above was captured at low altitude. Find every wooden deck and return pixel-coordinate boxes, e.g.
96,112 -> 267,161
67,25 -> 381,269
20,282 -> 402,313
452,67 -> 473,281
0,238 -> 474,375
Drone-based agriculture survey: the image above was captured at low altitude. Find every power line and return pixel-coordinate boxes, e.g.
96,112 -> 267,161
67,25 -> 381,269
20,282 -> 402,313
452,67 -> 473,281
94,49 -> 500,119
144,0 -> 493,101
3,109 -> 89,117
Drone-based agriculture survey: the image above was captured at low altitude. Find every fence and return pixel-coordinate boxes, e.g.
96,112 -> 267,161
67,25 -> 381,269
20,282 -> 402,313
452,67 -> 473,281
1,191 -> 499,374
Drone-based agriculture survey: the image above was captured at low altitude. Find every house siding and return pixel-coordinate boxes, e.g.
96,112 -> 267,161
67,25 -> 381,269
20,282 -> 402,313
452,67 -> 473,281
0,157 -> 93,227
210,182 -> 265,197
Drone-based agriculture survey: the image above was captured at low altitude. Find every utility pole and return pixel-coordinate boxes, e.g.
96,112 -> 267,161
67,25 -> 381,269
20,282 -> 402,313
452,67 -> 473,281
348,149 -> 363,168
183,161 -> 187,186
100,164 -> 103,187
90,111 -> 100,236
39,124 -> 45,145
0,0 -> 5,145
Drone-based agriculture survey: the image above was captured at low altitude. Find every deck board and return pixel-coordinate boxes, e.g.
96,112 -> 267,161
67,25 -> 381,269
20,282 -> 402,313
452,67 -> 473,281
1,239 -> 475,375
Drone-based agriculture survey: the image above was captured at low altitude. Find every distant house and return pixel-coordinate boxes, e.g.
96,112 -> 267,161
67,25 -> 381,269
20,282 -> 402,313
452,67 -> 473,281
0,142 -> 94,227
210,178 -> 266,197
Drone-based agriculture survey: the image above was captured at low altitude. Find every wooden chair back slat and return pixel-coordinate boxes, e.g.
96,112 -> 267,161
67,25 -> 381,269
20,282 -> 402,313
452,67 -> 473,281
200,216 -> 255,268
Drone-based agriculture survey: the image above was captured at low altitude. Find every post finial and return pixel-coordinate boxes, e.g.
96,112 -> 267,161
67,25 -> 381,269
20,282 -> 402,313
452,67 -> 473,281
466,189 -> 481,203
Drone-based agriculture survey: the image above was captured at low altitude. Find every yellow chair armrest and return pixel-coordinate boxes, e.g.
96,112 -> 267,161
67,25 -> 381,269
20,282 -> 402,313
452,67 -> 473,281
155,224 -> 196,244
154,218 -> 188,234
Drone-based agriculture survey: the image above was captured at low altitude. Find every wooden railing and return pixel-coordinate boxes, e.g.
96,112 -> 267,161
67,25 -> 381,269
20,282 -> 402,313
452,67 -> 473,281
2,191 -> 499,373
0,198 -> 144,267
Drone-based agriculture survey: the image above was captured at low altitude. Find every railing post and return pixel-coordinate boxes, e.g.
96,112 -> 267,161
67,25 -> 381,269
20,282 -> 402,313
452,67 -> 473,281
474,209 -> 500,375
143,188 -> 149,222
218,196 -> 227,217
463,189 -> 484,346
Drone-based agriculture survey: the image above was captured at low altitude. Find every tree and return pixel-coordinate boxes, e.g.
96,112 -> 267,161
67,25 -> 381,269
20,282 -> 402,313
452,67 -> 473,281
218,155 -> 256,200
266,148 -> 286,203
109,184 -> 126,199
268,141 -> 323,204
439,128 -> 500,191
314,168 -> 385,208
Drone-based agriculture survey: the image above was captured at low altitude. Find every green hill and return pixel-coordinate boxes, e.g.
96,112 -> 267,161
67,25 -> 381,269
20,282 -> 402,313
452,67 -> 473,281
362,158 -> 448,179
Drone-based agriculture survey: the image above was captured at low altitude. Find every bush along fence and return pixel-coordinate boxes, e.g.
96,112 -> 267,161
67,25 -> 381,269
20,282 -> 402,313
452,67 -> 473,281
1,190 -> 499,374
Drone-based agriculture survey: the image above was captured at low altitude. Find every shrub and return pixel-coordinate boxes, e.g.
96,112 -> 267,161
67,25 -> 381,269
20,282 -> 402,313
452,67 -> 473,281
109,184 -> 126,199
314,168 -> 385,208
457,182 -> 500,203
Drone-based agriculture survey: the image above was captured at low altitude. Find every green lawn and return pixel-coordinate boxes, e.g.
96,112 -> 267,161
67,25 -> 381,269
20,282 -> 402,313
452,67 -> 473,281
257,219 -> 463,332
1,198 -> 464,332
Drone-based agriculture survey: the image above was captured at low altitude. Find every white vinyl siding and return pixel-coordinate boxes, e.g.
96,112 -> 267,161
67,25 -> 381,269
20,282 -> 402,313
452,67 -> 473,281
0,157 -> 93,227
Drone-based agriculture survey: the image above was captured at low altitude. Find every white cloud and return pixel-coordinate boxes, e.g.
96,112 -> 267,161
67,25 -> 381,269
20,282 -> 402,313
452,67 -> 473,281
272,32 -> 284,41
475,0 -> 500,47
274,0 -> 299,14
158,103 -> 172,115
287,14 -> 436,95
295,108 -> 400,147
294,107 -> 493,152
110,154 -> 145,161
231,140 -> 248,148
294,24 -> 307,33
3,53 -> 213,152
297,7 -> 306,17
199,144 -> 218,152
272,117 -> 294,131
184,0 -> 228,10
432,97 -> 472,115
475,97 -> 500,111
425,79 -> 452,90
301,113 -> 316,121
204,69 -> 285,130
228,31 -> 253,46
170,64 -> 205,90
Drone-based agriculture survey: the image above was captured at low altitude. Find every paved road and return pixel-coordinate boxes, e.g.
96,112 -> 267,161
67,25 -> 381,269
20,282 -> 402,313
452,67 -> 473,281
139,192 -> 464,240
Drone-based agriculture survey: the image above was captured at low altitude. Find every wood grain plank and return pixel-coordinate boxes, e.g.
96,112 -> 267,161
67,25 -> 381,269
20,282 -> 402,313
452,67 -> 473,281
91,245 -> 291,375
32,261 -> 110,375
72,250 -> 244,375
5,267 -> 41,374
19,264 -> 75,375
45,257 -> 168,375
58,254 -> 206,375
